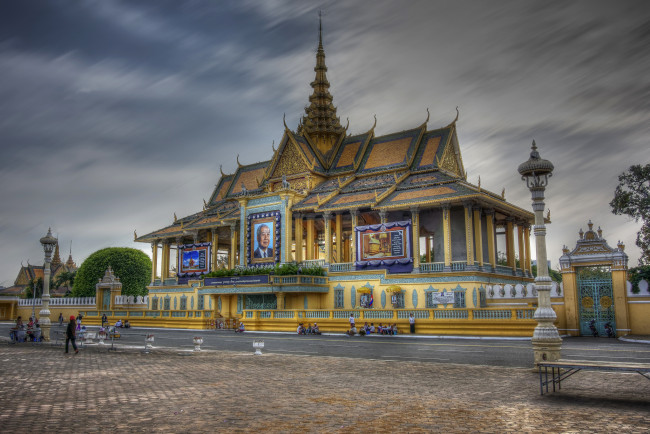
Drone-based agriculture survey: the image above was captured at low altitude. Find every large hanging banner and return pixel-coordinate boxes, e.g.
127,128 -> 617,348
177,242 -> 211,278
247,210 -> 281,266
355,220 -> 413,273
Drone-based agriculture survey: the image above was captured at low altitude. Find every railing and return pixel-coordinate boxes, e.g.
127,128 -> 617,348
329,263 -> 355,272
114,295 -> 149,306
451,261 -> 466,271
242,308 -> 536,323
269,275 -> 328,286
301,259 -> 326,267
18,297 -> 96,306
420,262 -> 444,272
495,265 -> 514,275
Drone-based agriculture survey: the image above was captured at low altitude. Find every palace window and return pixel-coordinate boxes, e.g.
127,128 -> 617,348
180,295 -> 187,311
454,291 -> 466,308
198,295 -> 204,310
151,297 -> 159,310
334,289 -> 344,308
425,292 -> 438,309
391,292 -> 404,308
164,296 -> 171,311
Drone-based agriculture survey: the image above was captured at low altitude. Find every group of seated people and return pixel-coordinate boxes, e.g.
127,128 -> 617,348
362,322 -> 398,335
10,316 -> 41,342
235,322 -> 245,333
297,323 -> 320,335
114,319 -> 130,328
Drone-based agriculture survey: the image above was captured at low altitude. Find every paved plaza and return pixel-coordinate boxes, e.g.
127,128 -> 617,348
0,340 -> 648,433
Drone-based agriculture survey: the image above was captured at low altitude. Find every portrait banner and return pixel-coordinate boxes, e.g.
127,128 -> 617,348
177,242 -> 211,278
355,220 -> 413,273
247,210 -> 281,266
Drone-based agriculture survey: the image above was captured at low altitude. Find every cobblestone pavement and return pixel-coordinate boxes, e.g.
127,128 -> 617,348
0,342 -> 648,433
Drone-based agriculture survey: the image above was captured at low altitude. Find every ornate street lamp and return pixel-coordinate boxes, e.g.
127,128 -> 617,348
518,141 -> 562,364
39,228 -> 58,342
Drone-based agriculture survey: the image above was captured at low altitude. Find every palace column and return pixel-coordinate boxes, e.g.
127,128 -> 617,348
283,196 -> 293,263
473,206 -> 484,269
323,212 -> 332,264
517,223 -> 526,275
335,212 -> 342,263
211,229 -> 219,271
411,207 -> 420,272
350,209 -> 359,263
379,210 -> 387,224
306,217 -> 315,260
294,213 -> 303,263
506,218 -> 516,272
463,202 -> 475,269
425,235 -> 431,263
442,204 -> 452,271
229,223 -> 237,269
524,224 -> 532,277
151,241 -> 158,283
161,240 -> 170,280
486,209 -> 496,271
343,233 -> 350,262
175,237 -> 184,275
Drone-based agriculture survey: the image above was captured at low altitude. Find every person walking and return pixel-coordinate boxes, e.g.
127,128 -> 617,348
409,313 -> 416,334
101,313 -> 107,327
65,315 -> 79,354
58,313 -> 63,326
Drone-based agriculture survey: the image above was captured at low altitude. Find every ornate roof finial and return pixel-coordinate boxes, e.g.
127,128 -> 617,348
134,230 -> 137,241
220,164 -> 226,177
371,114 -> 377,131
446,107 -> 460,127
478,176 -> 481,191
174,213 -> 177,223
301,12 -> 344,152
501,188 -> 505,199
423,108 -> 430,125
236,154 -> 242,168
272,140 -> 276,153
203,198 -> 207,209
283,113 -> 289,130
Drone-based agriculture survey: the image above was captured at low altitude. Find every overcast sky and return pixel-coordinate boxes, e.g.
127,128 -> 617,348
1,1 -> 648,286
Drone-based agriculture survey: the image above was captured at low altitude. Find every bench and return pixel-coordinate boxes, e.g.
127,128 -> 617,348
538,359 -> 650,395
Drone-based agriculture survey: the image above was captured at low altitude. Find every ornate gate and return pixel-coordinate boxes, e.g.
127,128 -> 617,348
577,267 -> 615,336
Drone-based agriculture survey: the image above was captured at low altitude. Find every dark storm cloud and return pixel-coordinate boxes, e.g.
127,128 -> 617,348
0,0 -> 648,286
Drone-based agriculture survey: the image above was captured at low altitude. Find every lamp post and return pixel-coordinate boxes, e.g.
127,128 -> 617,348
39,228 -> 58,342
518,141 -> 562,364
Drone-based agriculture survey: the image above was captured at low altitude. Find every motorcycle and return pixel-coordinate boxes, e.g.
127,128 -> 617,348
604,322 -> 616,338
589,319 -> 599,337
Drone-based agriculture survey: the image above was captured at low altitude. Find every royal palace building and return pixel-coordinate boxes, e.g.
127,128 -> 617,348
128,22 -> 555,336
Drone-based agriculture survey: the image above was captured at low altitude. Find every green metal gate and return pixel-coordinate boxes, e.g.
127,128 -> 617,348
577,267 -> 615,336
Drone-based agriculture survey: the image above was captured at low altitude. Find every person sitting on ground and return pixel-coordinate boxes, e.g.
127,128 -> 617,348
312,323 -> 321,335
115,319 -> 123,328
363,322 -> 370,334
235,322 -> 245,333
124,320 -> 131,329
16,316 -> 24,329
306,323 -> 313,334
297,323 -> 304,335
392,323 -> 398,335
377,323 -> 384,335
369,323 -> 376,334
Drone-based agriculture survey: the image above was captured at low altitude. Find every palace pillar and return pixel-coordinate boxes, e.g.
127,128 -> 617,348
324,212 -> 332,264
176,237 -> 183,276
425,235 -> 431,263
294,213 -> 303,263
335,213 -> 342,263
506,219 -> 516,271
485,209 -> 496,271
473,207 -> 484,268
151,241 -> 158,283
351,209 -> 359,263
161,240 -> 170,280
211,229 -> 219,271
517,223 -> 526,275
306,217 -> 315,260
411,207 -> 420,271
229,223 -> 237,269
379,210 -> 387,224
463,202 -> 475,268
276,292 -> 285,310
442,205 -> 452,270
524,224 -> 532,277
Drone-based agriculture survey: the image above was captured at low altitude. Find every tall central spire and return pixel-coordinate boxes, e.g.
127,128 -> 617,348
301,12 -> 345,160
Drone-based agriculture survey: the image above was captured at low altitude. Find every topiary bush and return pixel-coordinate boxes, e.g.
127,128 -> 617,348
72,247 -> 151,297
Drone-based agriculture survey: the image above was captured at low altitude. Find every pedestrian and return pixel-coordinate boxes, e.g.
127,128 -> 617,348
409,313 -> 415,334
101,313 -> 107,327
76,315 -> 81,331
65,315 -> 79,354
58,313 -> 63,326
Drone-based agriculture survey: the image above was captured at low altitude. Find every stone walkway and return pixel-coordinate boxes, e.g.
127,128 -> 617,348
0,343 -> 648,433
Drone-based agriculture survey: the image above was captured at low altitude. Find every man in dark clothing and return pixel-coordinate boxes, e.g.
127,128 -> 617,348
65,315 -> 79,354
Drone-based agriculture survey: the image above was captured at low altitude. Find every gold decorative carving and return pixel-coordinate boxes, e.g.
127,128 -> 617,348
272,142 -> 305,178
439,143 -> 459,175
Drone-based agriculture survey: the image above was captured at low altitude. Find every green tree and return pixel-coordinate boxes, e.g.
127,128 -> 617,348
610,163 -> 650,265
627,265 -> 650,294
24,278 -> 43,299
72,247 -> 151,297
54,270 -> 76,293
